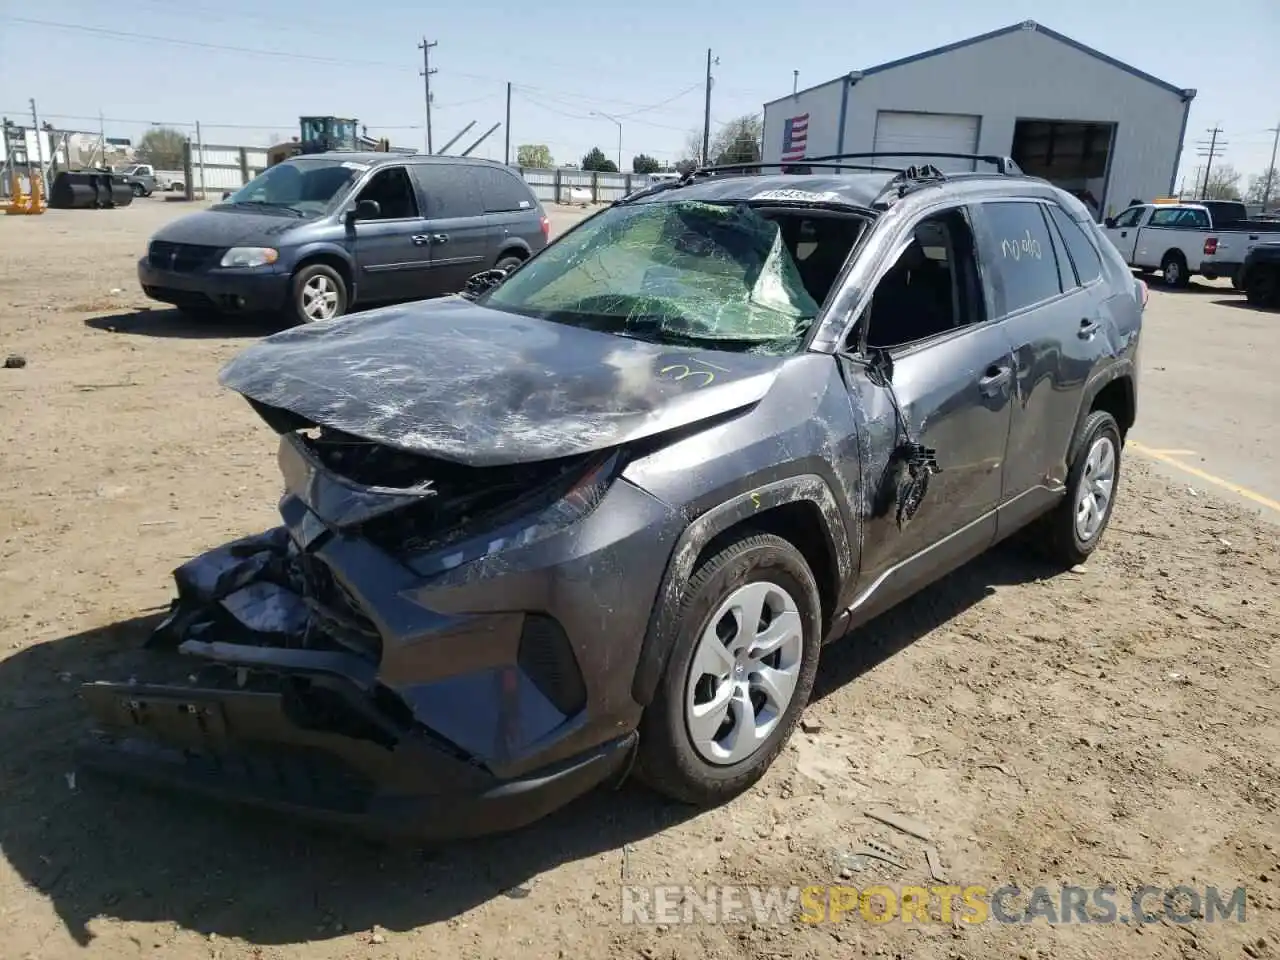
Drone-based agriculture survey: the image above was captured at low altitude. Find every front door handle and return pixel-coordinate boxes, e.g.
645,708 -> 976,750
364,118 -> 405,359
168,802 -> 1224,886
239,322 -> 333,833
411,235 -> 429,246
1079,318 -> 1100,339
977,364 -> 1012,397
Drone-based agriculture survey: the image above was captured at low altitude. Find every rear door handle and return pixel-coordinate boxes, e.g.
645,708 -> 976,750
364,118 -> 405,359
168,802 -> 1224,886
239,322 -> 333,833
1079,318 -> 1100,339
431,233 -> 449,244
978,364 -> 1011,396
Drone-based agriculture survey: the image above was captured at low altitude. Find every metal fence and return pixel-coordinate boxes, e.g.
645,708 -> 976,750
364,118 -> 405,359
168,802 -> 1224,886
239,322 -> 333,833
176,140 -> 661,203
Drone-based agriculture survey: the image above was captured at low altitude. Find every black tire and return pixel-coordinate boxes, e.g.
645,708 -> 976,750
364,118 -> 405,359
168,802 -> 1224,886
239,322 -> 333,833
1244,267 -> 1278,307
1230,270 -> 1244,291
290,263 -> 348,324
131,182 -> 145,198
1035,410 -> 1123,566
636,532 -> 822,806
1161,251 -> 1190,288
494,253 -> 525,274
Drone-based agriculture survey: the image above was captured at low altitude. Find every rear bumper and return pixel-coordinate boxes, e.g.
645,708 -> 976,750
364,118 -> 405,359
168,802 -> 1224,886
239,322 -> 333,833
138,256 -> 289,313
1199,260 -> 1243,280
80,669 -> 636,840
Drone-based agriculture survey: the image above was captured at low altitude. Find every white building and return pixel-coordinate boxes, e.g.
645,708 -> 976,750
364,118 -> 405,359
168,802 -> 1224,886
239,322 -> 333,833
761,21 -> 1195,220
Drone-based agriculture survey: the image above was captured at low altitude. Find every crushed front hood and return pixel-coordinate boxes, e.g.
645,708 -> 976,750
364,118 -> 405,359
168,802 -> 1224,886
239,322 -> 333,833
218,298 -> 786,466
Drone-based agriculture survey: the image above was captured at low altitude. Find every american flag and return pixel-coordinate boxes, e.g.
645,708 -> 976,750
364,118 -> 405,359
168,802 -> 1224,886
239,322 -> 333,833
781,113 -> 809,161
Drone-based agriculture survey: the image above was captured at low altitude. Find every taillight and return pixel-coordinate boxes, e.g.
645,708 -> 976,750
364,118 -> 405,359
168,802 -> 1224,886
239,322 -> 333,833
1204,236 -> 1218,255
540,215 -> 550,242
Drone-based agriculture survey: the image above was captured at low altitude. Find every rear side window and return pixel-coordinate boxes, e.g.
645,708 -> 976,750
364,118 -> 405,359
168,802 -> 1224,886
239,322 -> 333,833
471,165 -> 536,213
981,201 -> 1064,313
1047,204 -> 1103,284
410,164 -> 483,219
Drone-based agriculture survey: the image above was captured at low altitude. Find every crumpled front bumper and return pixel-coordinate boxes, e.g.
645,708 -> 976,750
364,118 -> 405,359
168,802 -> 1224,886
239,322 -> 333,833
79,670 -> 635,840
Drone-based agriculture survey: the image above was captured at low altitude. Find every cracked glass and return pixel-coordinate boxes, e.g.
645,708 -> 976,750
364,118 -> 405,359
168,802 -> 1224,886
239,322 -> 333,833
483,200 -> 821,354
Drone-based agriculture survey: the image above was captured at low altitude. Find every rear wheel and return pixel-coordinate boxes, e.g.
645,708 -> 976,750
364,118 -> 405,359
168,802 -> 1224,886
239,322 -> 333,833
494,253 -> 525,274
1036,410 -> 1122,566
1161,252 -> 1189,288
291,263 -> 348,324
131,183 -> 145,198
1244,266 -> 1279,307
636,532 -> 822,805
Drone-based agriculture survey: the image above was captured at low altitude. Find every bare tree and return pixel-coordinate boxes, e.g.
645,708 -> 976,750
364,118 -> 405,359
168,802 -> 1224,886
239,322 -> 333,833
1200,164 -> 1242,200
1244,168 -> 1278,205
710,114 -> 763,165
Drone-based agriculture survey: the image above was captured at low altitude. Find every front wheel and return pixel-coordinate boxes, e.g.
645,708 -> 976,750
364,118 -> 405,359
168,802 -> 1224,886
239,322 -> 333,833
636,532 -> 822,806
290,263 -> 348,324
1035,410 -> 1122,566
131,183 -> 144,198
494,254 -> 525,274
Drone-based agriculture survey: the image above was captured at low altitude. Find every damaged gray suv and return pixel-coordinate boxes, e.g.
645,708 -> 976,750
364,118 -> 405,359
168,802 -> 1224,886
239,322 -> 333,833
82,154 -> 1145,839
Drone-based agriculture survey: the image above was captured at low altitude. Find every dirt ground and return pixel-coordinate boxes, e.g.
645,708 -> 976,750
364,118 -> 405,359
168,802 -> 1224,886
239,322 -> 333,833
1,200 -> 1277,960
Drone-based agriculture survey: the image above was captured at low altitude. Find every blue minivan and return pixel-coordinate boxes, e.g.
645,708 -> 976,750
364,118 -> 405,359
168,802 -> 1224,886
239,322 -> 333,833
138,154 -> 550,323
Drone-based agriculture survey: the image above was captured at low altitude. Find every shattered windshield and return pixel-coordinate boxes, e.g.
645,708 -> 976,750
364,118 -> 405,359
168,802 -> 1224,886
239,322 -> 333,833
482,200 -> 821,354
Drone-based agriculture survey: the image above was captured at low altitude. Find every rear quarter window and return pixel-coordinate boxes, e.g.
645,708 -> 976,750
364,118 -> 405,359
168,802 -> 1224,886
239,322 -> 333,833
411,164 -> 484,219
1047,204 -> 1103,284
980,201 -> 1065,313
471,166 -> 537,213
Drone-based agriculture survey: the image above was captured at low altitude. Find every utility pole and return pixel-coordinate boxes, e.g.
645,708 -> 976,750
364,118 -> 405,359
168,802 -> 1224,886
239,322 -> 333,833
1195,126 -> 1226,199
1262,122 -> 1279,211
419,38 -> 438,154
98,109 -> 106,168
701,49 -> 718,166
504,82 -> 512,166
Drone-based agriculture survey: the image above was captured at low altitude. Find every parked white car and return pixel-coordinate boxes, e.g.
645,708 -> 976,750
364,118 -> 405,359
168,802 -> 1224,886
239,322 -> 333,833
1102,201 -> 1280,287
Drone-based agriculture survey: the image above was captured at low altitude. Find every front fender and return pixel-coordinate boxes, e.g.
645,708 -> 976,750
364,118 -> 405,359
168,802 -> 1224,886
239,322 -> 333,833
629,474 -> 851,707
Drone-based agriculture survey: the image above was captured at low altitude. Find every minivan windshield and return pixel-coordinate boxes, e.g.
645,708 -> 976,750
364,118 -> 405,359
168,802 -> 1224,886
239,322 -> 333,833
219,158 -> 363,217
482,200 -> 823,354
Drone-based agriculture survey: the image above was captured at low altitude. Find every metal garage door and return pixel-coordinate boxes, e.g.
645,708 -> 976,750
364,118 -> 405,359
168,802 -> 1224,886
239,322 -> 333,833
872,111 -> 981,172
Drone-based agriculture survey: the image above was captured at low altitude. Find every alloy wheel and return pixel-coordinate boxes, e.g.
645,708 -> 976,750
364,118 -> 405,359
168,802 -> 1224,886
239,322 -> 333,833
1075,435 -> 1116,542
301,274 -> 340,321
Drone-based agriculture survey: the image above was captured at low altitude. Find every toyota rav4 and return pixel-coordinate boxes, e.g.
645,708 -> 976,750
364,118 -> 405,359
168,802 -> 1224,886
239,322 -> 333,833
82,154 -> 1145,839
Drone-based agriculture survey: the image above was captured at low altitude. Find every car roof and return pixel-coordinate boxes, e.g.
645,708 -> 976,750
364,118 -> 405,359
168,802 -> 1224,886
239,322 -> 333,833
305,151 -> 508,169
629,170 -> 1061,212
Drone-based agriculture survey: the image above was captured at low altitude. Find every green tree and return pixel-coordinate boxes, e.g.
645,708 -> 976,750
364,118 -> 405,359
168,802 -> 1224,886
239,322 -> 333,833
581,147 -> 617,173
517,143 -> 554,168
711,114 -> 762,166
135,126 -> 187,170
632,154 -> 661,174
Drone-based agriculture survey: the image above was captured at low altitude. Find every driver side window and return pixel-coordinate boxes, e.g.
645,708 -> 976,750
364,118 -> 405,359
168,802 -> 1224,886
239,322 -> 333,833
1114,207 -> 1144,228
355,167 -> 420,221
851,207 -> 986,351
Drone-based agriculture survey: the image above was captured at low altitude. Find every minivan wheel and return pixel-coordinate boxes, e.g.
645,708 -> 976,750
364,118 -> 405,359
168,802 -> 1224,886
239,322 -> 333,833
636,532 -> 821,806
1036,410 -> 1122,566
494,253 -> 525,274
1161,252 -> 1189,288
291,263 -> 348,323
131,183 -> 145,197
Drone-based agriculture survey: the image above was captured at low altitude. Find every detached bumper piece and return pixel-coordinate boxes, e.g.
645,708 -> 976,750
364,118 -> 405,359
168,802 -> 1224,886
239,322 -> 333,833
81,529 -> 632,839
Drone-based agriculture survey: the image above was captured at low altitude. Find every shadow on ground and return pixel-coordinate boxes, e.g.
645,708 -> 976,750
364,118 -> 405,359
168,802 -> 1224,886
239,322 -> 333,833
84,307 -> 287,339
0,539 -> 1056,947
1212,297 -> 1277,312
1155,279 -> 1232,296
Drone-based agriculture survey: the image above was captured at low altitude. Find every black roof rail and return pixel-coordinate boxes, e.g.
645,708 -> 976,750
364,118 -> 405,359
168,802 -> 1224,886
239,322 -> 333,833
693,159 -> 905,176
806,152 -> 1024,175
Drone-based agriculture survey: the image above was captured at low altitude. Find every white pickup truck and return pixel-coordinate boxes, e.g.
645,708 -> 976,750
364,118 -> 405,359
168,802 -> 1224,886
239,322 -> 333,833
1102,200 -> 1280,288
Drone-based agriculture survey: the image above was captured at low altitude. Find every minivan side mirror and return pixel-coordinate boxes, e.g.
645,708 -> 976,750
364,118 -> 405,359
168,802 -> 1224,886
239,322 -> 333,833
1103,217 -> 1116,228
351,199 -> 381,222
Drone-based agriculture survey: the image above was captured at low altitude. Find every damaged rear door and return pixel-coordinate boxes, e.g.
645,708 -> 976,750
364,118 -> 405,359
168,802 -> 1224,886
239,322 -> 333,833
839,202 -> 1014,620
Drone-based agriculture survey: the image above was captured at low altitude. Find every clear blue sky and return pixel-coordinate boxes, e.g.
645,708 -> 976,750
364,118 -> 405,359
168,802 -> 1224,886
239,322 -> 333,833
1,0 -> 1277,182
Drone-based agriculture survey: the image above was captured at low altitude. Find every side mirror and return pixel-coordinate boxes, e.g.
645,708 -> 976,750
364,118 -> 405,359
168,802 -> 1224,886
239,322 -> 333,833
461,267 -> 509,300
1103,217 -> 1116,228
354,199 -> 381,221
